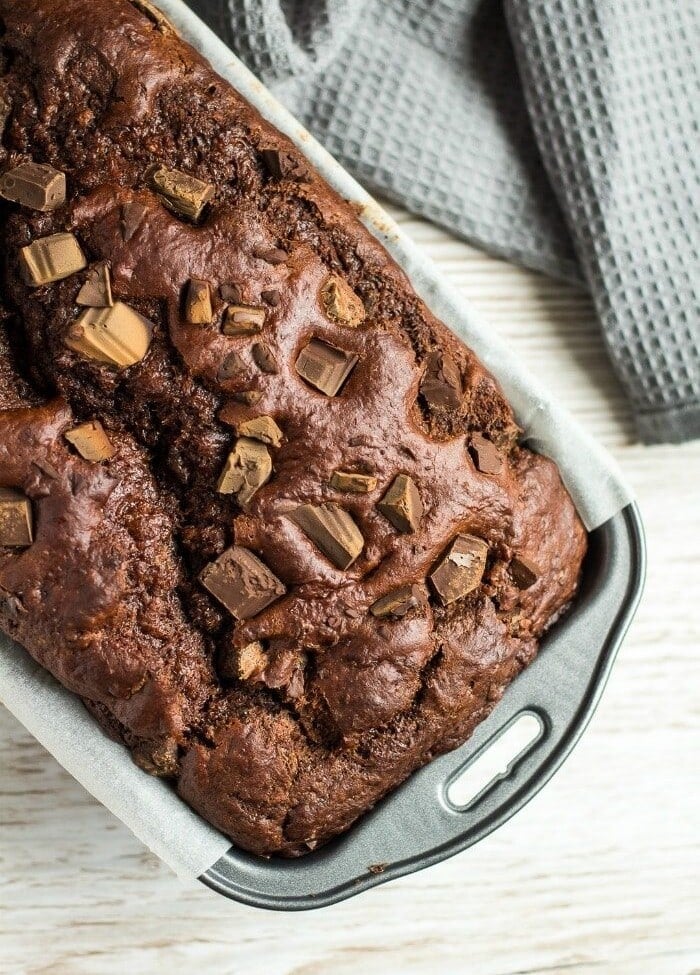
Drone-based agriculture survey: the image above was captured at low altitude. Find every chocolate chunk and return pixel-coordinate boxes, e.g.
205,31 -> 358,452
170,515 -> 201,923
0,488 -> 33,547
223,304 -> 265,336
132,737 -> 180,778
76,262 -> 113,308
199,546 -> 285,620
430,534 -> 488,605
150,165 -> 214,221
469,433 -> 503,475
290,503 -> 364,569
219,283 -> 241,303
295,338 -> 358,396
370,584 -> 425,619
233,390 -> 263,406
64,420 -> 115,462
378,474 -> 423,533
19,233 -> 87,286
0,162 -> 66,211
420,351 -> 462,411
252,245 -> 287,265
261,147 -> 308,181
510,556 -> 539,590
330,470 -> 377,493
260,289 -> 280,307
320,275 -> 365,327
65,301 -> 153,369
217,351 -> 247,381
252,342 -> 278,374
216,437 -> 272,504
238,641 -> 268,681
184,278 -> 213,324
120,201 -> 148,242
237,415 -> 283,447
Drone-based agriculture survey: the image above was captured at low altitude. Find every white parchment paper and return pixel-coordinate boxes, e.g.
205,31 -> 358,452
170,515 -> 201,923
0,0 -> 634,881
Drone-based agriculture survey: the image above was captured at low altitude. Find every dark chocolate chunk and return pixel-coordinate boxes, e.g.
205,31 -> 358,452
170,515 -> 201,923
199,546 -> 285,620
430,534 -> 488,605
377,474 -> 423,533
370,584 -> 425,619
252,245 -> 288,265
0,488 -> 33,547
223,304 -> 265,336
184,279 -> 213,324
261,147 -> 308,181
76,262 -> 113,308
295,338 -> 358,396
260,289 -> 280,307
320,275 -> 365,327
252,342 -> 278,374
220,283 -> 241,302
0,161 -> 66,211
290,503 -> 364,569
216,351 -> 246,382
420,351 -> 462,411
233,390 -> 263,406
469,433 -> 503,475
120,201 -> 148,242
510,556 -> 539,589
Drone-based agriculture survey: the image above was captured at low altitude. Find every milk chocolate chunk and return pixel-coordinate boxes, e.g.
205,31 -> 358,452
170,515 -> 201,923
64,420 -> 115,462
378,474 -> 423,533
253,245 -> 288,265
65,302 -> 153,369
320,275 -> 365,327
120,200 -> 148,241
220,283 -> 241,302
420,351 -> 462,411
330,470 -> 378,493
261,148 -> 308,181
217,437 -> 272,504
370,584 -> 425,619
19,233 -> 87,286
150,165 -> 214,221
290,503 -> 364,569
260,289 -> 280,306
223,304 -> 265,336
237,415 -> 283,447
430,534 -> 488,605
252,342 -> 278,374
510,555 -> 539,590
0,162 -> 66,211
200,546 -> 285,620
469,433 -> 503,475
0,489 -> 33,548
295,339 -> 358,396
185,279 -> 213,324
76,262 -> 113,308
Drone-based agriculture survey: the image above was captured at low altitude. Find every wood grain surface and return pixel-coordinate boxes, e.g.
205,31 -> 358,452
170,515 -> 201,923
1,203 -> 698,975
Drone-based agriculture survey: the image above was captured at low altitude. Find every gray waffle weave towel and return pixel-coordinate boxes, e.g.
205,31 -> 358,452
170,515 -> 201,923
191,0 -> 700,443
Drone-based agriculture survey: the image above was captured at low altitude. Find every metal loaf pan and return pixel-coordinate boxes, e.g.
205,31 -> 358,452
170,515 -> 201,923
141,0 -> 647,910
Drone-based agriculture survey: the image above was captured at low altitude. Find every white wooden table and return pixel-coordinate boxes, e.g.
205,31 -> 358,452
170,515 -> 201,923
2,203 -> 699,975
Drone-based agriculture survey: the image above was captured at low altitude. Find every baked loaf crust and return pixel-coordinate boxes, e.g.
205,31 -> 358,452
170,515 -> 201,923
0,0 -> 586,856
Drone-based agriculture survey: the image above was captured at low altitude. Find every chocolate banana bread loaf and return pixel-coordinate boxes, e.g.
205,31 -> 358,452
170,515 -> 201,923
0,0 -> 586,856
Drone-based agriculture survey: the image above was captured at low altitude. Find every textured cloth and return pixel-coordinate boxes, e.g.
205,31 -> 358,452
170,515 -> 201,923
190,0 -> 700,443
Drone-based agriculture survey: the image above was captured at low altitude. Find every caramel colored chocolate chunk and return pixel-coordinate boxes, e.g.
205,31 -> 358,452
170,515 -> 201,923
76,262 -> 113,308
378,474 -> 423,533
420,351 -> 462,410
370,584 -> 425,619
0,161 -> 66,211
237,415 -> 283,447
237,641 -> 268,681
0,488 -> 33,547
330,470 -> 378,493
469,433 -> 503,475
295,338 -> 358,396
185,279 -> 213,324
252,245 -> 288,265
200,546 -> 285,620
19,233 -> 87,286
223,304 -> 265,336
290,503 -> 364,569
320,275 -> 365,327
64,420 -> 115,463
261,147 -> 308,181
217,437 -> 272,504
150,165 -> 214,221
510,556 -> 539,590
65,301 -> 153,369
430,534 -> 488,605
252,342 -> 278,374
